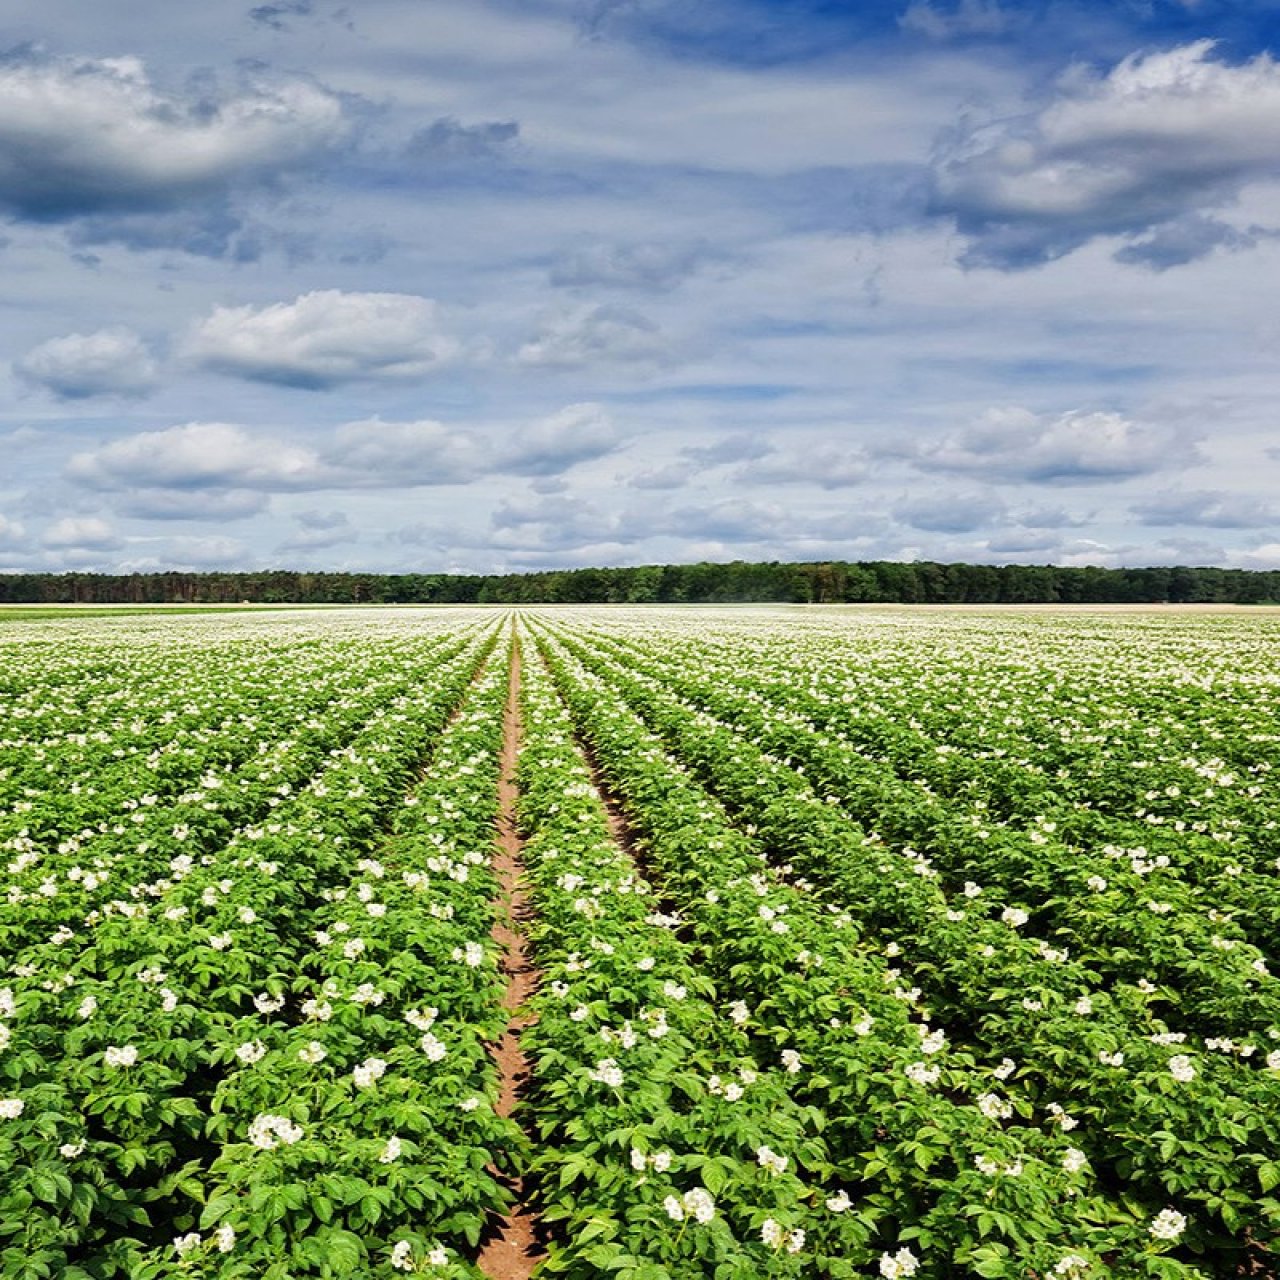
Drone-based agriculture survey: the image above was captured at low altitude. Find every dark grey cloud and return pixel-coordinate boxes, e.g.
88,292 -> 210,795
1131,488 -> 1279,529
930,41 -> 1280,269
67,206 -> 262,261
15,327 -> 158,399
0,50 -> 349,224
405,117 -> 519,163
1112,214 -> 1266,272
248,0 -> 313,31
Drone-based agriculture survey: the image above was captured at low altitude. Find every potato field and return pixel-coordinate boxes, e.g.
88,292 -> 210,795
1,606 -> 1278,1280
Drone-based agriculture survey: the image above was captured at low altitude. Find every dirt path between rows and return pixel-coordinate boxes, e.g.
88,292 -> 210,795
477,632 -> 545,1280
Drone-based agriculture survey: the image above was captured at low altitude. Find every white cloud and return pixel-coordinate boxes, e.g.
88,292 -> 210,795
893,489 -> 1004,531
626,462 -> 690,490
489,491 -> 641,553
734,441 -> 869,489
186,291 -> 461,388
0,514 -> 27,549
1228,543 -> 1280,570
67,422 -> 322,491
0,51 -> 348,219
15,327 -> 158,399
116,535 -> 253,571
549,242 -> 717,292
502,402 -> 621,475
41,516 -> 121,550
909,407 -> 1199,483
1132,488 -> 1279,529
325,418 -> 479,485
516,304 -> 669,368
279,509 -> 358,551
932,41 -> 1280,267
65,405 -> 624,511
119,489 -> 271,522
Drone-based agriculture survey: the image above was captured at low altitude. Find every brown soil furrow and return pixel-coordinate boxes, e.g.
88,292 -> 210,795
477,631 -> 545,1280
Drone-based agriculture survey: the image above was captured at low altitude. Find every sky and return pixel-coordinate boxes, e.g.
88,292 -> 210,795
2,0 -> 1280,576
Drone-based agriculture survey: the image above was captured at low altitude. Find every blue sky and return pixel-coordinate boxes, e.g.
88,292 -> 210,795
2,0 -> 1279,573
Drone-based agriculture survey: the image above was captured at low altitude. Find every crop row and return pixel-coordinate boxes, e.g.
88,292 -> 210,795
1,625 -> 506,1279
560,622 -> 1280,1044
576,618 -> 1280,969
529,624 -> 1196,1279
515,628 -> 835,1278
1,626 -> 487,956
535,620 -> 1279,1271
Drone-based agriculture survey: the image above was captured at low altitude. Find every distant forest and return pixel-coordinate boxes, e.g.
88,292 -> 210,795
2,560 -> 1279,605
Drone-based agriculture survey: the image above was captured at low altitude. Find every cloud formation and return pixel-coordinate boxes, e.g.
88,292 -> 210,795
734,442 -> 869,490
279,508 -> 358,551
0,50 -> 348,221
892,489 -> 1003,532
68,422 -> 321,492
405,117 -> 519,163
0,514 -> 27,549
908,408 -> 1198,484
501,403 -> 621,476
549,242 -> 716,292
517,304 -> 669,368
15,327 -> 158,398
899,0 -> 1010,40
1131,488 -> 1279,529
41,515 -> 121,550
65,405 -> 623,504
186,291 -> 460,388
931,41 -> 1280,268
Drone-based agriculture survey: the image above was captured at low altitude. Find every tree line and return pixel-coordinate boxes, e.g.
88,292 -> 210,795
1,560 -> 1278,606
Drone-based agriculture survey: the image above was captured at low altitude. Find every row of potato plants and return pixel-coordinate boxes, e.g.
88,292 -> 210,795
0,622 -> 504,1279
0,618 -> 437,843
567,623 -> 1280,1045
515,631 -> 834,1278
529,624 -> 1199,1280
561,617 -> 1280,1087
591,613 -> 1280,960
161,634 -> 522,1279
3,625 -> 495,1274
582,618 -> 1280,987
539,621 -> 1279,1273
1,623 -> 488,956
541,622 -> 1280,1269
0,624 -> 382,849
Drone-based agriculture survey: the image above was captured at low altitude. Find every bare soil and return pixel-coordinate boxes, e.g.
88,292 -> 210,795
476,636 -> 546,1280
